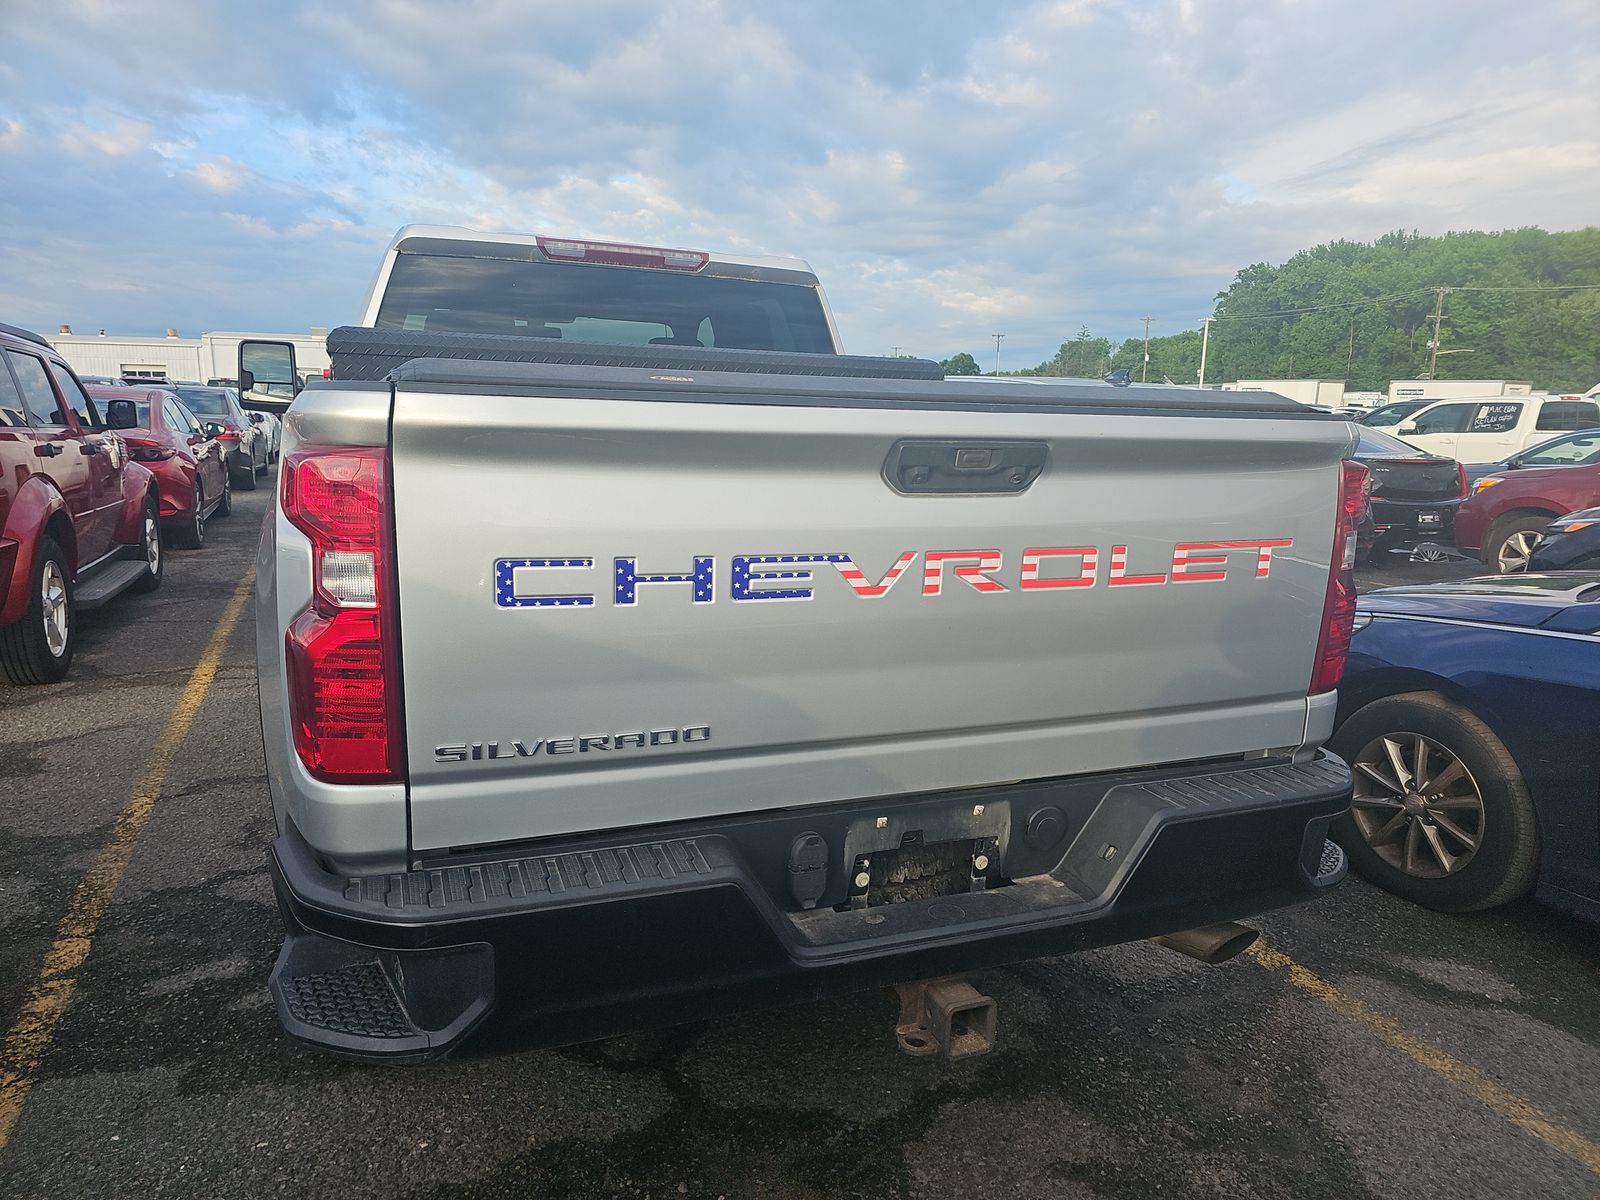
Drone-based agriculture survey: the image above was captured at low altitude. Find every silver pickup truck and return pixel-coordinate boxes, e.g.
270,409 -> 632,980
240,226 -> 1360,1062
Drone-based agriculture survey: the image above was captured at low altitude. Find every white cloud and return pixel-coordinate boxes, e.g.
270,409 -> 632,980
191,156 -> 247,192
59,116 -> 150,158
1,0 -> 1596,363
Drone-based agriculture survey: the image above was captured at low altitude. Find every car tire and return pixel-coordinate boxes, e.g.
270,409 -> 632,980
235,451 -> 257,491
1482,514 -> 1549,574
0,536 -> 74,685
131,495 -> 164,593
215,467 -> 232,518
1330,692 -> 1538,912
174,482 -> 205,549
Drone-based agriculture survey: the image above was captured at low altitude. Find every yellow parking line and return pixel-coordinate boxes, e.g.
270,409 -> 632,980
1247,940 -> 1600,1178
0,567 -> 256,1153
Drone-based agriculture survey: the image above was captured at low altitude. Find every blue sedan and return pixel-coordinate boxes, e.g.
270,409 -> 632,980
1331,574 -> 1600,921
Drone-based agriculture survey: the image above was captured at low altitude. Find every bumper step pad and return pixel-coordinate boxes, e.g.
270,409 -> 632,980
269,928 -> 494,1063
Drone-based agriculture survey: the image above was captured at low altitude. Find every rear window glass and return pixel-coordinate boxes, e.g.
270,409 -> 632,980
1357,428 -> 1427,456
173,387 -> 232,417
374,254 -> 836,353
1536,401 -> 1600,431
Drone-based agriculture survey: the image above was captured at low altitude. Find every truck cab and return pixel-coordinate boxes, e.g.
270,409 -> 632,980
1397,395 -> 1600,464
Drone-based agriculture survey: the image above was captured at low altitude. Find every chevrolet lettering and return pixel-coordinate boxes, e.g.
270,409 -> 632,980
493,539 -> 1295,608
245,224 -> 1358,1064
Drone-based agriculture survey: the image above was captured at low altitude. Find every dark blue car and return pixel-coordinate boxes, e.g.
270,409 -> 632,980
1331,574 -> 1600,921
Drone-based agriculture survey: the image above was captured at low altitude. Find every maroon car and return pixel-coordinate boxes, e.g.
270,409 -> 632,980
1455,430 -> 1600,571
88,386 -> 231,548
1,323 -> 163,684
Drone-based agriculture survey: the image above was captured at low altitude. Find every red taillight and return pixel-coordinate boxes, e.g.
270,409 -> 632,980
129,445 -> 176,462
216,430 -> 241,443
1310,459 -> 1370,695
535,235 -> 708,272
281,447 -> 401,783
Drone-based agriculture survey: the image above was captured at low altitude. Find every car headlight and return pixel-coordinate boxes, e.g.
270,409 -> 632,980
1548,508 -> 1600,534
1472,477 -> 1503,494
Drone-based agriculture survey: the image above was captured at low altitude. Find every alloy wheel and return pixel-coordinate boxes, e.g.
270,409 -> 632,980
40,559 -> 68,657
1350,732 -> 1485,878
1497,530 -> 1541,573
145,511 -> 161,574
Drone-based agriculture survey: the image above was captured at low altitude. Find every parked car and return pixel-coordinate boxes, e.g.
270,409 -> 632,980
1357,400 -> 1431,428
1351,427 -> 1465,564
170,384 -> 269,489
1455,454 -> 1600,573
1527,508 -> 1600,571
1395,395 -> 1600,464
87,385 -> 230,548
1332,574 -> 1600,921
0,322 -> 163,684
1461,427 -> 1600,487
244,407 -> 281,462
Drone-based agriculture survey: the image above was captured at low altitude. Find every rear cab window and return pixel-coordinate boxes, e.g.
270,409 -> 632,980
1536,401 -> 1600,432
373,252 -> 836,353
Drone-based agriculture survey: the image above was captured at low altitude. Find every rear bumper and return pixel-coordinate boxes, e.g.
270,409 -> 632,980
269,752 -> 1352,1063
1369,496 -> 1460,549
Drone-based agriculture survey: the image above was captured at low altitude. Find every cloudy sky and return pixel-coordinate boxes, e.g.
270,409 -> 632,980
2,0 -> 1596,368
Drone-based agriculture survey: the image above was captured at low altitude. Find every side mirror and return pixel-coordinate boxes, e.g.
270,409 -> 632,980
104,399 -> 139,430
1398,422 -> 1419,435
202,421 -> 226,439
238,340 -> 299,414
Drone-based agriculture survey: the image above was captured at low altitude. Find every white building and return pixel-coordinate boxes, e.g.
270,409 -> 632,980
47,326 -> 330,384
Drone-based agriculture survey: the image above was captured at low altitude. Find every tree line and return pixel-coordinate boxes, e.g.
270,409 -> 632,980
941,227 -> 1600,392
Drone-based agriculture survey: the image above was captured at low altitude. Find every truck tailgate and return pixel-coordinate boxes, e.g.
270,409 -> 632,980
390,379 -> 1352,852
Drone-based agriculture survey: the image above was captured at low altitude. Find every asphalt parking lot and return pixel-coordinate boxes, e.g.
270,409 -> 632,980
2,484 -> 1597,1200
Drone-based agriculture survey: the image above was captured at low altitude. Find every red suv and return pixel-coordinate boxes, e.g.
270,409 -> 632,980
0,322 -> 164,683
1454,429 -> 1600,572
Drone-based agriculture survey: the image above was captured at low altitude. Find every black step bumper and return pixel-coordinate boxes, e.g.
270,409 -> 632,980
269,753 -> 1352,1062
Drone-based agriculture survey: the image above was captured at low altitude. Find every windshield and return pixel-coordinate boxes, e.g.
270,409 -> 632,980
374,253 -> 836,353
1521,431 -> 1600,467
1362,401 -> 1426,427
173,386 -> 232,417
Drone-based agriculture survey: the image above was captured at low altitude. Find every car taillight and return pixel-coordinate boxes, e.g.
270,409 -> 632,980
535,235 -> 709,272
129,446 -> 176,461
1310,459 -> 1370,695
217,430 -> 240,443
280,447 -> 402,783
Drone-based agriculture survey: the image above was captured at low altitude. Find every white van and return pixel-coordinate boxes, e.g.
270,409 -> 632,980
1397,395 -> 1600,464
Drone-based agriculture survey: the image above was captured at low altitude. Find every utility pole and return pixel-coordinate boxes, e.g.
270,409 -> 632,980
991,333 -> 1005,375
1347,317 -> 1356,376
1140,316 -> 1153,383
1426,287 -> 1448,380
890,345 -> 902,358
1198,317 -> 1213,386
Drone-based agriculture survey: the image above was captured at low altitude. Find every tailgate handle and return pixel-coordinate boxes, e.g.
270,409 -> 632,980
885,441 -> 1047,495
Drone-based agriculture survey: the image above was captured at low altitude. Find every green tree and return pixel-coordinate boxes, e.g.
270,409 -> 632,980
939,351 -> 982,376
